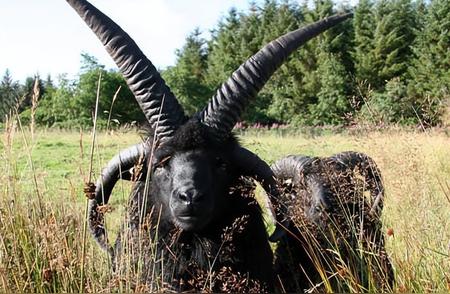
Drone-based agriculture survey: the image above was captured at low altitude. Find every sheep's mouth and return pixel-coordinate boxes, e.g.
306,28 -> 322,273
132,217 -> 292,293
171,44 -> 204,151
175,213 -> 211,231
177,215 -> 198,221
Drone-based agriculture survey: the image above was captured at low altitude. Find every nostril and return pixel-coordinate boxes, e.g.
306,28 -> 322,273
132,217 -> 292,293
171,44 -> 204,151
178,191 -> 194,205
177,189 -> 205,205
179,192 -> 189,202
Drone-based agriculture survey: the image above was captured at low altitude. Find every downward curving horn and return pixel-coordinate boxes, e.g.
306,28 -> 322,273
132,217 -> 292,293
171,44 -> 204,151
66,0 -> 186,142
230,147 -> 287,241
271,155 -> 316,185
200,13 -> 353,141
90,144 -> 288,245
270,155 -> 318,239
94,142 -> 149,206
89,142 -> 148,251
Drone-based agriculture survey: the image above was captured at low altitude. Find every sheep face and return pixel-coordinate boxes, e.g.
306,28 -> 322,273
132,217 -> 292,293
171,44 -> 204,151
147,119 -> 238,232
304,176 -> 332,227
151,148 -> 235,231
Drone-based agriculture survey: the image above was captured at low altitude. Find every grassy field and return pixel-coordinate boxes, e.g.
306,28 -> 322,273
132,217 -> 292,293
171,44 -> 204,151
0,124 -> 449,292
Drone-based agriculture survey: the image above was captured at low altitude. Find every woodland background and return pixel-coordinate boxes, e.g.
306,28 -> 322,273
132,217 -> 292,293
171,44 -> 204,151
1,0 -> 449,129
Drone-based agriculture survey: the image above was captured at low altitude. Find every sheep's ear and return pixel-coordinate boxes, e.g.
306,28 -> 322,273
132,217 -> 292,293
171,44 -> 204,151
199,13 -> 352,142
66,0 -> 186,142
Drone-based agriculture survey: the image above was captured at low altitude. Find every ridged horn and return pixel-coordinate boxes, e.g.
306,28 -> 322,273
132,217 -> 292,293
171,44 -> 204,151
89,142 -> 148,251
271,155 -> 316,185
66,0 -> 186,142
270,155 -> 318,240
200,13 -> 353,141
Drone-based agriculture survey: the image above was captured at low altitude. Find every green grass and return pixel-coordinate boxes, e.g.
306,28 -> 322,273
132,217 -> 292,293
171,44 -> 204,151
1,125 -> 449,292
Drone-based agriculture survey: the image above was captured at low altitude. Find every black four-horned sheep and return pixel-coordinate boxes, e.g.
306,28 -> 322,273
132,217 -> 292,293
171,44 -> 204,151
66,0 -> 359,291
272,151 -> 394,292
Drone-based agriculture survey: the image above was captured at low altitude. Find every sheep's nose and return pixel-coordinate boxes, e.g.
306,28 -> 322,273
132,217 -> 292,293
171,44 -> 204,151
177,189 -> 204,205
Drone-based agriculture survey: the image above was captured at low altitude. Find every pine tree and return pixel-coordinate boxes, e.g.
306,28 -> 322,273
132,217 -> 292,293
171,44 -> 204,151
309,51 -> 350,125
297,0 -> 352,125
353,0 -> 376,84
0,69 -> 21,121
264,1 -> 313,124
371,0 -> 416,89
163,28 -> 212,114
206,8 -> 243,90
408,0 -> 449,125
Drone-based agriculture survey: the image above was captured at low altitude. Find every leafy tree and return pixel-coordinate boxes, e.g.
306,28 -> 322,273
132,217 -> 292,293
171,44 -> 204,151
7,0 -> 449,127
32,54 -> 144,128
359,77 -> 414,124
19,75 -> 45,112
74,54 -> 145,127
33,74 -> 77,127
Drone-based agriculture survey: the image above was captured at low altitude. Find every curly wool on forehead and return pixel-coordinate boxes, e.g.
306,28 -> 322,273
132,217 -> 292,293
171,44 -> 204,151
160,119 -> 238,153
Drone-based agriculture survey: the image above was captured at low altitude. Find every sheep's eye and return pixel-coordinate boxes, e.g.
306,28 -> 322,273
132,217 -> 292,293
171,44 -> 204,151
155,156 -> 171,170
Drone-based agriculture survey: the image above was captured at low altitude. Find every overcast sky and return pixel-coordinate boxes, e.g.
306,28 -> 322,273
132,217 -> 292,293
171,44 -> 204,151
0,0 -> 355,83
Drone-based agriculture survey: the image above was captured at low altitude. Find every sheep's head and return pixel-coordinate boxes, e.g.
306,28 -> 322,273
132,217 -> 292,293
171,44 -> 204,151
149,120 -> 240,231
67,0 -> 352,245
271,152 -> 385,234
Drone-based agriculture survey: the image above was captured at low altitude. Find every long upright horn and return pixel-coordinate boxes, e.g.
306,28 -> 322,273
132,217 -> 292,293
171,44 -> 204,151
66,0 -> 186,142
200,13 -> 352,141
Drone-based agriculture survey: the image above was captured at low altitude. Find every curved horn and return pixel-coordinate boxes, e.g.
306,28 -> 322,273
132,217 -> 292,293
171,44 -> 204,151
270,155 -> 317,239
89,142 -> 148,251
271,155 -> 316,185
66,0 -> 186,142
330,151 -> 385,216
200,13 -> 353,141
231,147 -> 289,242
95,142 -> 148,205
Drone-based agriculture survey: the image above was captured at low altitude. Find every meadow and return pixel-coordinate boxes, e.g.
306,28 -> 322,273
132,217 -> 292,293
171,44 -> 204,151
0,123 -> 449,292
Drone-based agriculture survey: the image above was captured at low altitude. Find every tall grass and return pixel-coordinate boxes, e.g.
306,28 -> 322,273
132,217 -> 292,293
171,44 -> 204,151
30,77 -> 41,142
0,120 -> 449,291
243,127 -> 450,292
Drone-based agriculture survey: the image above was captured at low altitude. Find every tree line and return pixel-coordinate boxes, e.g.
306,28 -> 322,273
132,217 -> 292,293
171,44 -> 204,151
1,0 -> 448,128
